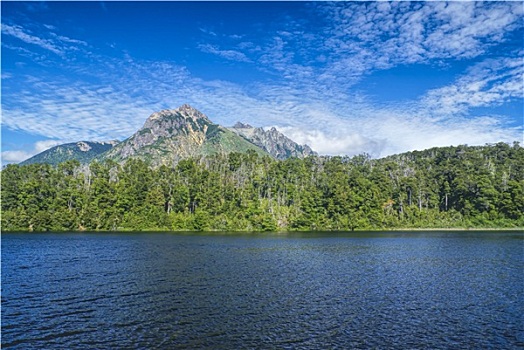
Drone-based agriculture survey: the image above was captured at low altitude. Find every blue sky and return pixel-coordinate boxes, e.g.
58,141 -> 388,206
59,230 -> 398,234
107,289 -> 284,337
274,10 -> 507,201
2,1 -> 523,163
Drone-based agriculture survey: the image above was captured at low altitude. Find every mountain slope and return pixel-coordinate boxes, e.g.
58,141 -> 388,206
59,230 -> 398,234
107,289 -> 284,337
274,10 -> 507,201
20,141 -> 118,166
102,104 -> 269,167
229,122 -> 316,160
18,105 -> 317,167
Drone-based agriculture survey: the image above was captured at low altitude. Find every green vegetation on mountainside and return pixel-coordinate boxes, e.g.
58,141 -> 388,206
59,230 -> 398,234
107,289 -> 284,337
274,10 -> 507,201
21,142 -> 116,166
201,127 -> 269,157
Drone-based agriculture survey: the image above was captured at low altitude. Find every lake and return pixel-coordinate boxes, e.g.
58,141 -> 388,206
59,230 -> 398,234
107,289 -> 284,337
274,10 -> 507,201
2,231 -> 523,349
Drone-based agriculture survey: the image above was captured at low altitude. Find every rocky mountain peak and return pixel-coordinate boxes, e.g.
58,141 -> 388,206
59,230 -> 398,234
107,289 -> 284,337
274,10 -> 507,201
102,105 -> 270,166
77,141 -> 92,152
228,123 -> 317,160
177,104 -> 209,121
146,104 -> 210,125
232,122 -> 253,129
268,127 -> 279,135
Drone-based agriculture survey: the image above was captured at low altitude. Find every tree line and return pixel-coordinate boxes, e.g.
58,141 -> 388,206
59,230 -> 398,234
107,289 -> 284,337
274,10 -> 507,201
2,142 -> 523,231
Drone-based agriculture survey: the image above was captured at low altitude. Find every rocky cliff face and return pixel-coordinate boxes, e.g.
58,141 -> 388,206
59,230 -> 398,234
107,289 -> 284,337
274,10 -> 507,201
103,104 -> 269,167
20,141 -> 118,166
229,123 -> 317,160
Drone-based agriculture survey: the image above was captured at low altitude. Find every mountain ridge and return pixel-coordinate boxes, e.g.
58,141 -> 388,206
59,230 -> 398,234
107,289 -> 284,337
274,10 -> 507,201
20,105 -> 316,167
20,140 -> 118,166
102,104 -> 271,167
228,123 -> 316,160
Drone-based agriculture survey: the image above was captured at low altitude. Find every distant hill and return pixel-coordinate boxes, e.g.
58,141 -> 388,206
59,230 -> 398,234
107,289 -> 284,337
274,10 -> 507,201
20,141 -> 118,166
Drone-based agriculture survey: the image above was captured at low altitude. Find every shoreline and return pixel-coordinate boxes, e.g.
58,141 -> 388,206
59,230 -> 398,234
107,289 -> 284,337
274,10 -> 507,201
3,227 -> 523,234
387,227 -> 524,232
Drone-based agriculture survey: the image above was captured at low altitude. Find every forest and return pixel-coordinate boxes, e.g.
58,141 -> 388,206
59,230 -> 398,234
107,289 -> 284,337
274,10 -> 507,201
1,142 -> 523,232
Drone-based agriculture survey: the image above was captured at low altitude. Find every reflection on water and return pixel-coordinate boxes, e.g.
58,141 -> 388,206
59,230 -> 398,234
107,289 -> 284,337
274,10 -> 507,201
2,231 -> 523,349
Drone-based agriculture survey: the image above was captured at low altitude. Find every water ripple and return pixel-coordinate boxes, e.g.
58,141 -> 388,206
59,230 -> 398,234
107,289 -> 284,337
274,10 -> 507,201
2,232 -> 523,349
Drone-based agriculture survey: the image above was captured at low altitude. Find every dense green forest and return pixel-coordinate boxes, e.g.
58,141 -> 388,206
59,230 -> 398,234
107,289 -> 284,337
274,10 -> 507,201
2,142 -> 523,231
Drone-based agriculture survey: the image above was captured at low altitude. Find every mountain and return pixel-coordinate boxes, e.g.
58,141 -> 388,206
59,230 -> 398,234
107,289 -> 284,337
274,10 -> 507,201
20,141 -> 118,166
228,122 -> 316,160
102,104 -> 270,167
18,105 -> 317,167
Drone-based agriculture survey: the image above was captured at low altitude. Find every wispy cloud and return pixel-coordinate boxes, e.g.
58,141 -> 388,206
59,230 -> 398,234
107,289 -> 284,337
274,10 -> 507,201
2,22 -> 90,60
423,56 -> 524,115
231,1 -> 523,92
199,27 -> 217,37
318,1 -> 523,67
51,33 -> 88,46
198,43 -> 251,63
193,1 -> 523,100
3,51 -> 522,159
266,53 -> 523,156
2,24 -> 63,55
2,75 -> 157,142
2,2 -> 522,162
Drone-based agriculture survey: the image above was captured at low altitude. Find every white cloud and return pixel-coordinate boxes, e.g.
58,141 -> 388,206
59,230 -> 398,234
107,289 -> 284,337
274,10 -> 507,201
2,2 -> 522,160
1,140 -> 62,164
52,33 -> 88,46
34,140 -> 63,153
2,24 -> 63,55
423,56 -> 524,115
2,22 -> 90,61
198,44 -> 251,63
277,126 -> 385,157
3,53 -> 521,159
308,1 -> 524,84
199,27 -> 217,37
2,78 -> 156,142
273,106 -> 521,158
1,150 -> 33,164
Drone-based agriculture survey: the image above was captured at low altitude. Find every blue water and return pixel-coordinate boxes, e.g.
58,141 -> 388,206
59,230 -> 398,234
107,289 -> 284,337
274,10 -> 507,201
2,231 -> 523,349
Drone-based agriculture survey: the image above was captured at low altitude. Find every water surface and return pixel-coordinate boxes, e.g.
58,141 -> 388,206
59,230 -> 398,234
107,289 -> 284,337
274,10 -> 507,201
2,231 -> 523,349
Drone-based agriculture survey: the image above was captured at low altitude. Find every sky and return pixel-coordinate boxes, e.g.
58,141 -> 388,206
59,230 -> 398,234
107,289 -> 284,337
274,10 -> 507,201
1,1 -> 523,164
